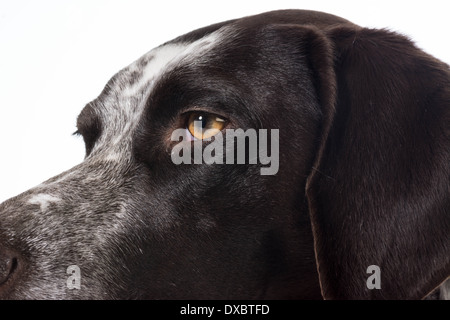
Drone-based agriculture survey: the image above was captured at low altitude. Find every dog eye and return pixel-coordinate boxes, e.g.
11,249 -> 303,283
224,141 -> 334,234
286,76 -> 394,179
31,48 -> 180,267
187,112 -> 227,140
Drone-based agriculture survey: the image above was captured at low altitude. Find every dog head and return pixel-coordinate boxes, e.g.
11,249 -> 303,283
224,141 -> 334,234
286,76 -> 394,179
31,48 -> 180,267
0,10 -> 448,299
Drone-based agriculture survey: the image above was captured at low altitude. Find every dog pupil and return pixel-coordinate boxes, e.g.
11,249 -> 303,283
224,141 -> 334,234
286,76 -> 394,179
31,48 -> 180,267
196,114 -> 207,128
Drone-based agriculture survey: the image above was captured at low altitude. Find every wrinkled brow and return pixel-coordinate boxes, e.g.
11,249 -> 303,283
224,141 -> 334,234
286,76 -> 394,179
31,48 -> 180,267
76,102 -> 100,133
76,102 -> 103,155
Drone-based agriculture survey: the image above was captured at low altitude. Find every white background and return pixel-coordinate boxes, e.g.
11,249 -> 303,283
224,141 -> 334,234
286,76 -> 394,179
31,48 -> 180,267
0,0 -> 448,202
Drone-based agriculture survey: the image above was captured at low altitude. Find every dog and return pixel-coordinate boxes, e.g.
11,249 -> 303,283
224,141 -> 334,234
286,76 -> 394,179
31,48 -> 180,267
0,9 -> 448,300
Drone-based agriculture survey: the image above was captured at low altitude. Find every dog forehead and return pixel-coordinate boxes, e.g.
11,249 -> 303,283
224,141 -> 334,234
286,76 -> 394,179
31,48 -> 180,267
101,27 -> 227,112
78,26 -> 232,158
125,27 -> 227,91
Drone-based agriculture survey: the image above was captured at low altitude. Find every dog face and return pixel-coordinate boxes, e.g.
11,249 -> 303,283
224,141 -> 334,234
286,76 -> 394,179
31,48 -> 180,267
0,10 -> 448,300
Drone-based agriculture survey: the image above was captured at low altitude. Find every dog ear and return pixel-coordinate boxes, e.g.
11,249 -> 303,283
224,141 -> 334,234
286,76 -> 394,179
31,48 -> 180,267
304,25 -> 450,299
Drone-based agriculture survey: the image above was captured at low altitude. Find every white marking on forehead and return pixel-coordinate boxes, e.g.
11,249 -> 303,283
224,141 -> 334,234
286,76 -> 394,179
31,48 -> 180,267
122,44 -> 187,98
95,28 -> 228,162
123,31 -> 221,97
123,30 -> 225,98
28,194 -> 61,212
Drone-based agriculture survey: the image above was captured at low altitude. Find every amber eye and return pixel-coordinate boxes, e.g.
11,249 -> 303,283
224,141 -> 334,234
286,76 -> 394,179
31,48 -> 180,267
187,112 -> 227,140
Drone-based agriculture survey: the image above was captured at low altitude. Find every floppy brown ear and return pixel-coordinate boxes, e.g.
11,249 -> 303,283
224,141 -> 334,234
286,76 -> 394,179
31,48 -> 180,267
305,25 -> 450,299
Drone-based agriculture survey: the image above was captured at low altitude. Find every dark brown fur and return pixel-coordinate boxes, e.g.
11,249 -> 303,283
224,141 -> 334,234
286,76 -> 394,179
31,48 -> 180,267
0,10 -> 448,299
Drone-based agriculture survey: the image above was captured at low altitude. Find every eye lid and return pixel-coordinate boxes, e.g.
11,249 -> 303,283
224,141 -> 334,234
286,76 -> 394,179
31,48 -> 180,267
180,107 -> 231,131
183,110 -> 230,141
75,104 -> 103,156
184,111 -> 228,126
179,105 -> 230,124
